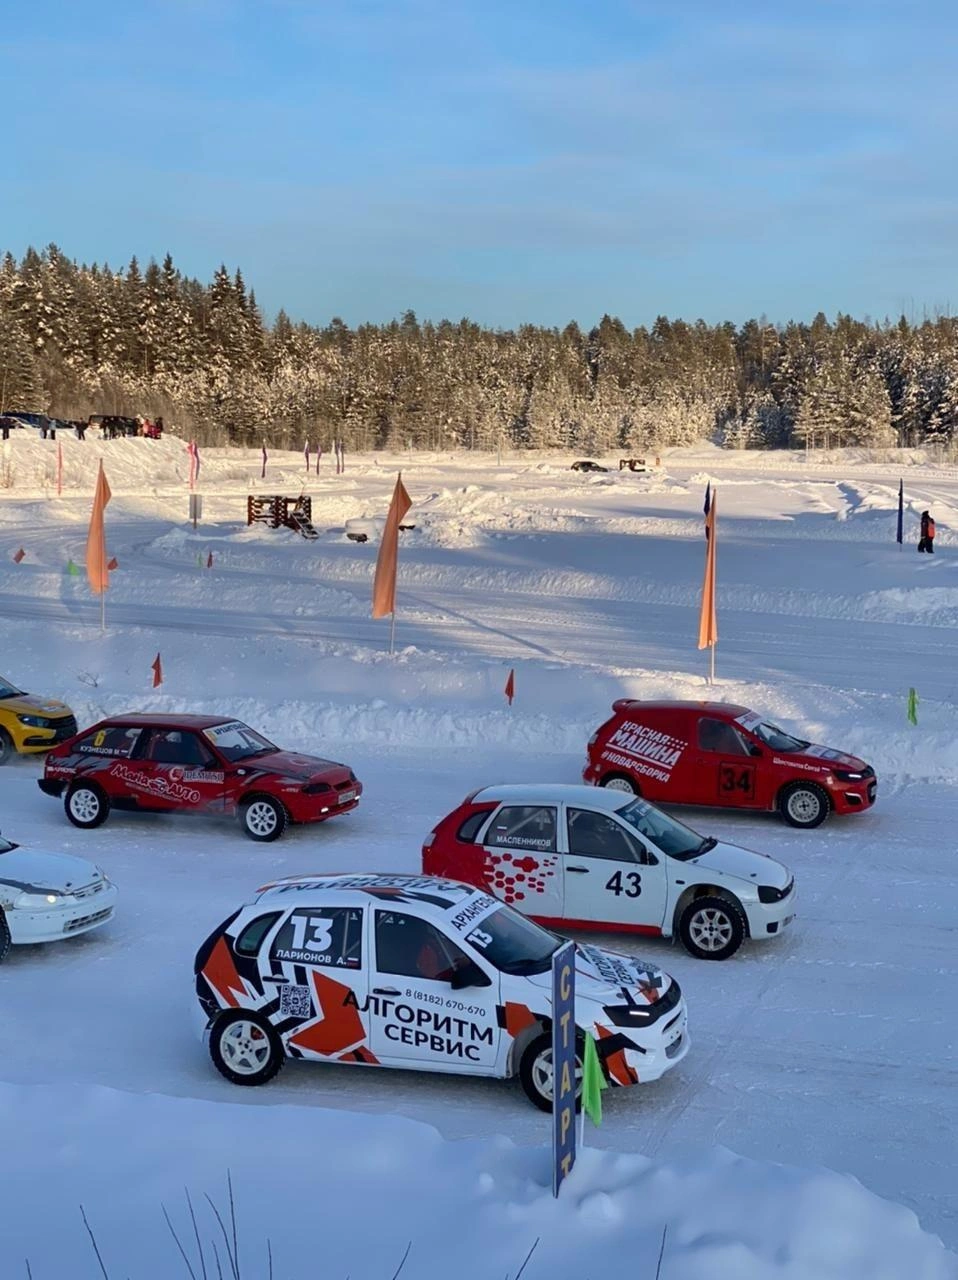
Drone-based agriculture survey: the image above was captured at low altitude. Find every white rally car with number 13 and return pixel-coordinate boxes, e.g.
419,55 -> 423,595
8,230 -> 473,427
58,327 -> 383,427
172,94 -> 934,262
194,874 -> 689,1111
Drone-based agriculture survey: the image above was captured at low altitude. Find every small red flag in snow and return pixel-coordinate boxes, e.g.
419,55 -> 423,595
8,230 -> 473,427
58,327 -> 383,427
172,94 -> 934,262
207,551 -> 214,569
107,556 -> 118,571
505,668 -> 515,705
12,548 -> 25,564
151,653 -> 163,688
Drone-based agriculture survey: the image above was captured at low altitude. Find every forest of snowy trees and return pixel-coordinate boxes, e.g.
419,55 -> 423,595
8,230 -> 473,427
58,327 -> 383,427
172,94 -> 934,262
2,244 -> 958,454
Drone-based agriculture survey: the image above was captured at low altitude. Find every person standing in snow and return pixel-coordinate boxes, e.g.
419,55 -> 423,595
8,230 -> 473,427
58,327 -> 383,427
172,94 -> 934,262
918,510 -> 936,553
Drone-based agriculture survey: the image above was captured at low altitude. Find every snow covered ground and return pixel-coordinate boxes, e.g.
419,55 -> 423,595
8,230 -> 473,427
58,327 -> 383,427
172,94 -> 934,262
1,436 -> 956,1276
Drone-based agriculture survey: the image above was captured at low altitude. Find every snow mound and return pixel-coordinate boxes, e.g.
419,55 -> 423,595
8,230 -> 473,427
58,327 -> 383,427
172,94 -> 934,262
4,1084 -> 953,1280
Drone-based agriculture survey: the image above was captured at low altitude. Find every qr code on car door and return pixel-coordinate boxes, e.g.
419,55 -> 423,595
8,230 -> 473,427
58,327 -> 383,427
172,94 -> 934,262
279,984 -> 312,1019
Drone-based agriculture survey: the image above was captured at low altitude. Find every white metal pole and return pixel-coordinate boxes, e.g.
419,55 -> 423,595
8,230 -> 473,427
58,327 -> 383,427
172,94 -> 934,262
389,610 -> 396,655
100,592 -> 105,633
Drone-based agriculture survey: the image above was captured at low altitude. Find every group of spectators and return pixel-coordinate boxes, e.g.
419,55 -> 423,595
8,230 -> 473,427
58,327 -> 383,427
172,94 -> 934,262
0,412 -> 164,441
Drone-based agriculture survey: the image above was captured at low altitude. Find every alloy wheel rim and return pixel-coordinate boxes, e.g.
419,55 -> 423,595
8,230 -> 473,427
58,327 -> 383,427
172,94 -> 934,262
532,1047 -> 583,1101
70,790 -> 99,822
788,790 -> 820,822
247,802 -> 278,835
220,1020 -> 271,1075
604,777 -> 634,794
689,907 -> 733,951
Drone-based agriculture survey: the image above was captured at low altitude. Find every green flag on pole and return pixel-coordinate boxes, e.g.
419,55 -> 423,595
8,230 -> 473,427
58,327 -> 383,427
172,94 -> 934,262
907,688 -> 918,726
66,558 -> 79,576
581,1033 -> 607,1127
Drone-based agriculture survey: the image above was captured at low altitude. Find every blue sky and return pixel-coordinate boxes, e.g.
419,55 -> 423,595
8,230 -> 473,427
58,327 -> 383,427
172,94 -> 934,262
5,0 -> 957,328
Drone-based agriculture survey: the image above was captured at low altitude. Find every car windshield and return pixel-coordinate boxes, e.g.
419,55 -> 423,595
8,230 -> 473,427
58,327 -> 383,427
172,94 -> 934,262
747,720 -> 809,752
0,677 -> 22,699
202,721 -> 277,762
616,798 -> 713,861
462,906 -> 561,975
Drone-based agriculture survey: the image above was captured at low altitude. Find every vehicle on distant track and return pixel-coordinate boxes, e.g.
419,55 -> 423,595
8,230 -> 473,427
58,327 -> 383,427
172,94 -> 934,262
583,700 -> 876,829
0,675 -> 77,765
39,714 -> 362,841
0,830 -> 117,961
194,872 -> 688,1109
423,784 -> 795,960
570,459 -> 608,473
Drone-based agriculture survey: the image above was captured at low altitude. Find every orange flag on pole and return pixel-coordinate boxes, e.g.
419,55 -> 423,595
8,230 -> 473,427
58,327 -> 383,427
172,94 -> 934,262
86,460 -> 112,630
372,474 -> 412,633
152,653 -> 163,688
12,548 -> 25,564
697,489 -> 718,679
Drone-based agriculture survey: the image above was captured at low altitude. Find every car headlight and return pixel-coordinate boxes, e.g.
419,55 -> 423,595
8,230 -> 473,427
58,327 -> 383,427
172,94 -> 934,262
758,880 -> 793,904
14,891 -> 63,909
17,714 -> 49,728
832,769 -> 864,782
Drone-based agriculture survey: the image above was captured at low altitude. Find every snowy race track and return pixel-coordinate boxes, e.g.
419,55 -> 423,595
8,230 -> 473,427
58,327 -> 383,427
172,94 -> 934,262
1,439 -> 957,1270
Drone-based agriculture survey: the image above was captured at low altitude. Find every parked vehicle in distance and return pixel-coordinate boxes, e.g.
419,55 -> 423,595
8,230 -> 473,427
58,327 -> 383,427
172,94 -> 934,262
345,514 -> 417,543
0,830 -> 117,961
423,784 -> 795,960
618,457 -> 646,472
194,872 -> 689,1109
584,701 -> 876,830
0,675 -> 77,764
39,714 -> 362,841
571,460 -> 608,473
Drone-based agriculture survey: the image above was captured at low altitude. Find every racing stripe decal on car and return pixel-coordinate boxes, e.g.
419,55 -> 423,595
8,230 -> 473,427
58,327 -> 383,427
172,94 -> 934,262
596,1024 -> 639,1087
202,936 -> 247,1009
286,971 -> 367,1058
497,1001 -> 539,1038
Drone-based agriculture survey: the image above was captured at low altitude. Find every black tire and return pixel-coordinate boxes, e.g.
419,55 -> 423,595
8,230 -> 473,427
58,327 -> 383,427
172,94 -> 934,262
678,895 -> 746,961
0,911 -> 10,963
209,1009 -> 285,1086
239,795 -> 288,842
0,728 -> 13,766
65,781 -> 110,829
519,1032 -> 583,1113
778,782 -> 830,829
599,772 -> 639,796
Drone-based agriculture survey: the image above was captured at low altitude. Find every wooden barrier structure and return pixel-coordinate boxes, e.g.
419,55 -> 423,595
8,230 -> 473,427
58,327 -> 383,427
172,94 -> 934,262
247,495 -> 319,540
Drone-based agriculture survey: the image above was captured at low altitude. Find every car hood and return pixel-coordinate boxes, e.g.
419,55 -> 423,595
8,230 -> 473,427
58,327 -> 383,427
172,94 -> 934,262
789,743 -> 870,772
0,848 -> 101,893
686,840 -> 791,890
525,943 -> 677,1006
0,692 -> 73,718
246,750 -> 349,782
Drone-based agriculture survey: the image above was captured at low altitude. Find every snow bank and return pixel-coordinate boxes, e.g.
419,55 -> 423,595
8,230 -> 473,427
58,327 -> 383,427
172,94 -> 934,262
3,1083 -> 953,1280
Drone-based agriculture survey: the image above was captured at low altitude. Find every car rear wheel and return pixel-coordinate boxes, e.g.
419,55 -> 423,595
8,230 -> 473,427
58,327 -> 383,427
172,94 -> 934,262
239,796 -> 288,842
519,1032 -> 583,1112
209,1010 -> 284,1086
778,782 -> 830,829
0,911 -> 10,963
65,782 -> 110,829
0,728 -> 13,766
600,773 -> 639,795
678,895 -> 745,961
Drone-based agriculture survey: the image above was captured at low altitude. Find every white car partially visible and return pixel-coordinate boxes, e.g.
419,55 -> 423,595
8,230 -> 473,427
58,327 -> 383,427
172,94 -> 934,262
0,832 -> 117,960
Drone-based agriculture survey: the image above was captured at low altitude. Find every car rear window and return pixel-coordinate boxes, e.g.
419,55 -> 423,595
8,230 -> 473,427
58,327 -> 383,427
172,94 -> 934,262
457,807 -> 495,843
235,913 -> 283,956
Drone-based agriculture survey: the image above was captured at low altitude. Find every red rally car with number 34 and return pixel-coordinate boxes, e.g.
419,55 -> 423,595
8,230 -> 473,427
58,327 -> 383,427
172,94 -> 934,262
583,700 -> 876,829
39,715 -> 362,841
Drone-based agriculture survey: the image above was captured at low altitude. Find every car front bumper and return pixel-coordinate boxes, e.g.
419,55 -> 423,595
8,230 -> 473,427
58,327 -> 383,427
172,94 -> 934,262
830,778 -> 877,815
598,1001 -> 690,1087
8,882 -> 118,945
282,784 -> 363,823
742,887 -> 797,940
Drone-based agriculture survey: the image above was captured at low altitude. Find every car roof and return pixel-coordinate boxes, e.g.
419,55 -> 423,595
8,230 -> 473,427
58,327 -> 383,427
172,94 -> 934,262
471,783 -> 630,811
251,872 -> 494,916
98,713 -> 235,729
613,699 -> 750,716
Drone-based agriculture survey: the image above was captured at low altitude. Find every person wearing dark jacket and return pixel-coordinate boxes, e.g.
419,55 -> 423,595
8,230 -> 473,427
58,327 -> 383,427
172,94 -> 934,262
918,510 -> 936,553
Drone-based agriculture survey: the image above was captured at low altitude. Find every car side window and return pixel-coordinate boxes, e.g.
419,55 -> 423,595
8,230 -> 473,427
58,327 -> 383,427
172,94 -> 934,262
485,805 -> 557,853
567,809 -> 646,863
271,907 -> 363,969
375,910 -> 482,983
142,729 -> 217,768
75,725 -> 142,758
697,717 -> 749,756
235,912 -> 283,956
457,808 -> 495,843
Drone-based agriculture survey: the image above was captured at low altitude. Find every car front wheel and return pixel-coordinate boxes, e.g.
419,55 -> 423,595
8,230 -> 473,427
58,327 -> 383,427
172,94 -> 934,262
0,728 -> 12,766
65,782 -> 110,829
519,1032 -> 583,1113
239,796 -> 288,842
0,911 -> 10,963
778,782 -> 830,828
678,895 -> 745,961
209,1010 -> 285,1086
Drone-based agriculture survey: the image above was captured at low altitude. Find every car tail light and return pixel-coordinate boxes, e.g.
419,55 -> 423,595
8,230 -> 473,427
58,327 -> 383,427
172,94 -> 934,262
423,829 -> 437,850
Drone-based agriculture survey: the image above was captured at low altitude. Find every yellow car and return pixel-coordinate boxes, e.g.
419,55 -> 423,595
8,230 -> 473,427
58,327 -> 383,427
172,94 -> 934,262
0,676 -> 77,764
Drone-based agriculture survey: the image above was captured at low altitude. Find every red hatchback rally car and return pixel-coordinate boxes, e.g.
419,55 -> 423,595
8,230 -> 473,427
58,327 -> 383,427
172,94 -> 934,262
39,715 -> 362,841
583,700 -> 876,829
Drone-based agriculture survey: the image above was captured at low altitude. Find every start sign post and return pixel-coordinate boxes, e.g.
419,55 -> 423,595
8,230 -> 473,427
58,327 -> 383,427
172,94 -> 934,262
551,940 -> 576,1196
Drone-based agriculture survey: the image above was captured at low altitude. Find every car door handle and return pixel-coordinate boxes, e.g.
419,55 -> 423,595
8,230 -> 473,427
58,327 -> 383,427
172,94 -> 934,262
373,986 -> 401,996
566,866 -> 590,874
263,976 -> 289,985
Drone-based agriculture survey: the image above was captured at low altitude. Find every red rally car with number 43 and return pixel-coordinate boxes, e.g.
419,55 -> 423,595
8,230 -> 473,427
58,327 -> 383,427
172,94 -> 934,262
39,715 -> 361,841
583,700 -> 876,829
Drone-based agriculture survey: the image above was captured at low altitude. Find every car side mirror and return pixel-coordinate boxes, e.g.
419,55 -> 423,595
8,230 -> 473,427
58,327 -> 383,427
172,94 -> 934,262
749,745 -> 763,758
449,961 -> 489,990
